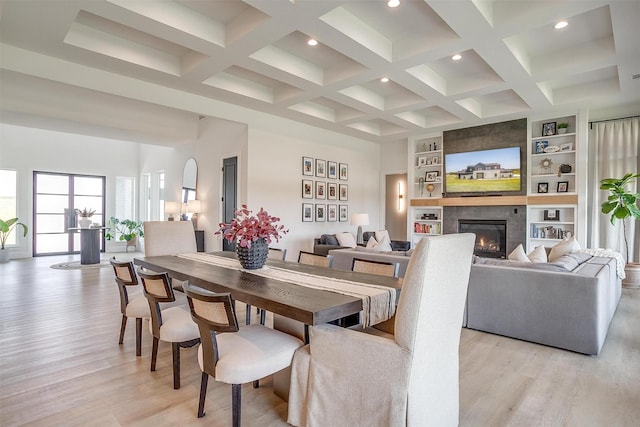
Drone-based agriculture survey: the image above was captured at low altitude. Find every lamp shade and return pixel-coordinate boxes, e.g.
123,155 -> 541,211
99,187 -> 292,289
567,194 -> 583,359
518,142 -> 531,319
351,213 -> 369,226
165,201 -> 178,214
187,200 -> 202,214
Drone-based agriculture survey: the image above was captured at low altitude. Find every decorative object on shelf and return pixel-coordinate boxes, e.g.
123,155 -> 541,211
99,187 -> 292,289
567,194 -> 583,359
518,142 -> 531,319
535,140 -> 548,154
105,217 -> 144,251
543,209 -> 560,221
542,121 -> 556,136
544,145 -> 560,153
600,173 -> 640,288
432,156 -> 439,164
426,183 -> 435,197
540,157 -> 553,173
0,217 -> 28,264
418,156 -> 427,166
557,181 -> 569,192
537,182 -> 549,193
434,141 -> 437,150
418,177 -> 425,197
560,164 -> 572,173
76,207 -> 95,228
351,213 -> 369,245
165,201 -> 178,221
302,203 -> 313,222
302,156 -> 314,176
560,143 -> 573,151
425,171 -> 438,182
557,122 -> 569,134
216,205 -> 288,270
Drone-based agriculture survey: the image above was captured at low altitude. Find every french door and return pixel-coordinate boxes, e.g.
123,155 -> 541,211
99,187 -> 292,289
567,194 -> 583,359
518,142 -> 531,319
33,171 -> 106,256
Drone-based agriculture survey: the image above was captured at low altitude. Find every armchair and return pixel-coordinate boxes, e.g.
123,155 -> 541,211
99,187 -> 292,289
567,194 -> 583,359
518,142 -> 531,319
288,233 -> 475,427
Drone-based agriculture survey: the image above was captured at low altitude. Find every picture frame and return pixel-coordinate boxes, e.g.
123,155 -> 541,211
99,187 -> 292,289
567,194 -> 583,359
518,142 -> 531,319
537,182 -> 549,193
302,156 -> 314,176
339,204 -> 349,222
327,204 -> 338,222
302,179 -> 313,199
327,161 -> 337,179
315,204 -> 326,222
560,143 -> 573,151
327,182 -> 337,200
315,159 -> 326,178
302,203 -> 313,222
542,122 -> 556,136
557,181 -> 569,193
315,181 -> 326,199
425,171 -> 438,182
543,209 -> 560,221
339,184 -> 348,201
432,156 -> 439,165
417,156 -> 427,167
339,163 -> 348,181
535,140 -> 548,154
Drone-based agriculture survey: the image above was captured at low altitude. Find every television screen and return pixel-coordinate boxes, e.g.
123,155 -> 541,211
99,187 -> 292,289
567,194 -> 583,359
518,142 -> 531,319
444,147 -> 521,194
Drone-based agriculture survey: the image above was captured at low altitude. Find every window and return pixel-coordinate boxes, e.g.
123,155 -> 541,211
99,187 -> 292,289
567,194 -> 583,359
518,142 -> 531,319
0,170 -> 18,245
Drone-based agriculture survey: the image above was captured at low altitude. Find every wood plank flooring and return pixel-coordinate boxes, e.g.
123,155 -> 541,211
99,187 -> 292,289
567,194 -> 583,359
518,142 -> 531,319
1,252 -> 639,426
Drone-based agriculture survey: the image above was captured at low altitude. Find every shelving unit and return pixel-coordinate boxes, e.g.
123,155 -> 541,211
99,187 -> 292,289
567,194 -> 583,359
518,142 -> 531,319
527,205 -> 576,250
410,206 -> 443,248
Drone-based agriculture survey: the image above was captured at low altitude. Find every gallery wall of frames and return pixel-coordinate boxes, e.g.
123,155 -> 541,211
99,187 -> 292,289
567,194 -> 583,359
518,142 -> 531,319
301,156 -> 349,222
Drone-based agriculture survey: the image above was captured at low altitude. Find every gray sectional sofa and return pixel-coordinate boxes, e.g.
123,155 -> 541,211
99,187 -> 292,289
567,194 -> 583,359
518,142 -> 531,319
329,247 -> 621,355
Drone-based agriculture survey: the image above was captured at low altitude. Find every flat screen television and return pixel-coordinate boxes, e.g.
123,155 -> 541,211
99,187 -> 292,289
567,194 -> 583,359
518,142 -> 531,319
444,146 -> 521,194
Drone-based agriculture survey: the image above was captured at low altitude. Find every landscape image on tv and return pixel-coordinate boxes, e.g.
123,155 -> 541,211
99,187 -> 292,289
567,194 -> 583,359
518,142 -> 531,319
445,147 -> 521,193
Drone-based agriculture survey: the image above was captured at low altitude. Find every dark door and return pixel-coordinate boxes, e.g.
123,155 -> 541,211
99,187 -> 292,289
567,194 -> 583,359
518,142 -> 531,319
222,157 -> 238,251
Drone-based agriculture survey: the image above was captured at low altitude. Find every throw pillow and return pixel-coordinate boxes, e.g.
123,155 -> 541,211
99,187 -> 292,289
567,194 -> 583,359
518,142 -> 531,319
335,232 -> 357,248
366,236 -> 378,248
321,234 -> 339,245
374,230 -> 390,243
527,245 -> 548,263
508,244 -> 531,263
372,235 -> 393,252
548,237 -> 581,262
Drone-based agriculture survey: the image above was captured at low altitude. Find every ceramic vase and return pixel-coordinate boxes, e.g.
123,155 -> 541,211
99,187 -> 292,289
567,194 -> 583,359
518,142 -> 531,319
236,237 -> 268,269
78,218 -> 92,228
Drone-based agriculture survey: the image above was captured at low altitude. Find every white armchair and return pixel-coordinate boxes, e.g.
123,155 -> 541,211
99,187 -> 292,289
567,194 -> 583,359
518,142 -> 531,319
288,233 -> 476,427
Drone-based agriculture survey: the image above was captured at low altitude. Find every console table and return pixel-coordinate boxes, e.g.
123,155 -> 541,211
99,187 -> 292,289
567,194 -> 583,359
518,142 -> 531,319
68,227 -> 107,264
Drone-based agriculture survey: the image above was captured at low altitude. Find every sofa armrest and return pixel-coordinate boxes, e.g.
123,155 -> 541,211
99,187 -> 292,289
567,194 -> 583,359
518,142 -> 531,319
314,244 -> 349,256
390,240 -> 410,251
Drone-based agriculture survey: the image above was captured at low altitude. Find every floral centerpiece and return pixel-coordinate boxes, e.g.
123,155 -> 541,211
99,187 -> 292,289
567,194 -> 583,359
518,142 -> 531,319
217,205 -> 288,269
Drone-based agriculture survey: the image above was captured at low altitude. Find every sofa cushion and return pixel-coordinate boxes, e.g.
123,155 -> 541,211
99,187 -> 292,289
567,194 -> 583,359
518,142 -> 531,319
549,237 -> 581,262
335,232 -> 357,248
527,245 -> 548,263
549,252 -> 593,271
474,256 -> 569,272
366,236 -> 377,248
321,234 -> 339,245
508,244 -> 531,263
374,230 -> 390,242
372,235 -> 392,252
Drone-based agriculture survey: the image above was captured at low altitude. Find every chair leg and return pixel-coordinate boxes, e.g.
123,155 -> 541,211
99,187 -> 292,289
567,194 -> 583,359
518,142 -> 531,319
259,309 -> 266,326
119,315 -> 127,344
253,380 -> 259,389
172,342 -> 181,389
135,318 -> 143,356
197,372 -> 209,418
151,337 -> 159,371
245,304 -> 251,325
232,383 -> 242,427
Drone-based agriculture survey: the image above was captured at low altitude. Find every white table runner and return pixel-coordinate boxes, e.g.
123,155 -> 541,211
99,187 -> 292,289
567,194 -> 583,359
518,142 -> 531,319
176,253 -> 396,327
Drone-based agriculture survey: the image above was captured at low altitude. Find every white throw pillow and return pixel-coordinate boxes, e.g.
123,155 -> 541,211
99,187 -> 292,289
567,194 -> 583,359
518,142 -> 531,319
374,230 -> 390,243
549,237 -> 581,262
372,235 -> 393,252
508,244 -> 531,263
335,232 -> 357,248
527,245 -> 548,263
366,236 -> 378,248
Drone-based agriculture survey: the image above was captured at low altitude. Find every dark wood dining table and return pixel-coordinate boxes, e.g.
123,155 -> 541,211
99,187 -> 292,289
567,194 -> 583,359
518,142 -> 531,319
133,251 -> 402,327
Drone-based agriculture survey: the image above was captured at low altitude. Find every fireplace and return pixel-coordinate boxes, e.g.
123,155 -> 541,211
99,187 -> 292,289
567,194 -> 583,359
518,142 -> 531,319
459,219 -> 507,258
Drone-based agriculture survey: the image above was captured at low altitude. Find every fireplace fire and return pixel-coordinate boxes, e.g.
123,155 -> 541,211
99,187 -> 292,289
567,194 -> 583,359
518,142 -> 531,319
459,219 -> 507,258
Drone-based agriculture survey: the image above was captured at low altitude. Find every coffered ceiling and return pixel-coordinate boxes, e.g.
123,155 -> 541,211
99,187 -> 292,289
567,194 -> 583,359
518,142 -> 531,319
1,0 -> 639,145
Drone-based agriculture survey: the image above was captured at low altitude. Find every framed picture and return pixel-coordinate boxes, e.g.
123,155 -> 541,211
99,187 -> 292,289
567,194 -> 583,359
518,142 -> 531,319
327,161 -> 337,179
339,163 -> 348,180
315,181 -> 326,199
302,179 -> 313,199
316,159 -> 326,177
339,205 -> 349,222
315,204 -> 326,222
543,209 -> 560,221
302,203 -> 313,222
557,181 -> 569,193
417,156 -> 427,166
339,184 -> 348,201
425,171 -> 438,182
537,182 -> 549,193
327,204 -> 337,222
560,143 -> 573,151
535,140 -> 548,154
542,122 -> 556,136
302,156 -> 314,176
327,182 -> 338,200
432,156 -> 439,165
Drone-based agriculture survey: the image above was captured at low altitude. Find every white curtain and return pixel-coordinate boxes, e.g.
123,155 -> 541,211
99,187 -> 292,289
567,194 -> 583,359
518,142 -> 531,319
587,117 -> 639,262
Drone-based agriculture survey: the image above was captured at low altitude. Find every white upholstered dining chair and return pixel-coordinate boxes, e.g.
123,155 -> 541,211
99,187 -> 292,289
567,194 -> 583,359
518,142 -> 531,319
287,233 -> 476,427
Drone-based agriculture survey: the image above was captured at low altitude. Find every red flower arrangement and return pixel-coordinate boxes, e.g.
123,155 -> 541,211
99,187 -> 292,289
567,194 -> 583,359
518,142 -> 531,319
217,204 -> 288,248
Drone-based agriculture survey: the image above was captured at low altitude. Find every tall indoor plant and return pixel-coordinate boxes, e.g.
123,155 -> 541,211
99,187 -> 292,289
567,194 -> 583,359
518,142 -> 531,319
0,217 -> 28,263
600,172 -> 640,288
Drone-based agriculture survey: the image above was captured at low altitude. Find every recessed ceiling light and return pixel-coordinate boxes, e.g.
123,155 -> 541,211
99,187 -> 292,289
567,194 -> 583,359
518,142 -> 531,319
554,21 -> 568,30
387,0 -> 400,7
380,77 -> 389,83
307,39 -> 318,46
451,54 -> 462,61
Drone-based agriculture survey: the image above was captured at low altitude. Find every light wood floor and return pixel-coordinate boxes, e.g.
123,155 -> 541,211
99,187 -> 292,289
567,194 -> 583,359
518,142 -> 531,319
1,253 -> 638,426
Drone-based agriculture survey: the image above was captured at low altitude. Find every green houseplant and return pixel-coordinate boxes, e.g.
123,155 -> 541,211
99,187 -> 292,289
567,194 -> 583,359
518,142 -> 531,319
105,217 -> 144,243
0,217 -> 28,263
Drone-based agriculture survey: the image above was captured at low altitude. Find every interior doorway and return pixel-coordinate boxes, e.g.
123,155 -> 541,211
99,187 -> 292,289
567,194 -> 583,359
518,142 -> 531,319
385,173 -> 408,241
221,157 -> 238,251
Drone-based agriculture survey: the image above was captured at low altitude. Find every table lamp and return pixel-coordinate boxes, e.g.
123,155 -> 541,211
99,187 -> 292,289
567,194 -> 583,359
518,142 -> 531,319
164,201 -> 178,221
187,200 -> 202,230
351,213 -> 369,245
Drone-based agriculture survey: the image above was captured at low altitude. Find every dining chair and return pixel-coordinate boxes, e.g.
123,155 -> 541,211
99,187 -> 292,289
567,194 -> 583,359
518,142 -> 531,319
138,269 -> 200,389
287,234 -> 476,427
351,257 -> 400,278
110,258 -> 150,356
267,247 -> 287,261
297,251 -> 333,268
183,283 -> 303,426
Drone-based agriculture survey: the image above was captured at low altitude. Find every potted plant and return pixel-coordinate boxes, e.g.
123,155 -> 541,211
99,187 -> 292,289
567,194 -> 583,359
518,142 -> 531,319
557,122 -> 569,134
600,172 -> 640,288
217,205 -> 288,269
0,217 -> 28,263
75,207 -> 96,228
105,217 -> 144,250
